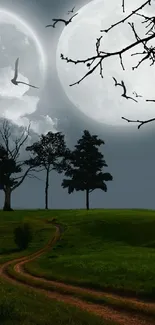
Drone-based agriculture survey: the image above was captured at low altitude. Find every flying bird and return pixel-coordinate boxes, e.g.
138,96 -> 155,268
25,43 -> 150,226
67,6 -> 75,14
112,77 -> 137,102
11,58 -> 39,89
133,91 -> 142,98
45,13 -> 78,28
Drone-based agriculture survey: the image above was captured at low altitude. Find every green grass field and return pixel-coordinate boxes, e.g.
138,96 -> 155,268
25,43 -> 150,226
0,209 -> 117,325
24,209 -> 155,299
0,210 -> 55,264
1,209 -> 155,324
0,277 -> 115,325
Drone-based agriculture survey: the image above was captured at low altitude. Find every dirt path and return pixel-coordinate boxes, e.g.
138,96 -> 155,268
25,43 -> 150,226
0,222 -> 155,325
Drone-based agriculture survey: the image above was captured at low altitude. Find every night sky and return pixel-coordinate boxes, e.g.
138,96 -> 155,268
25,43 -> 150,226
0,0 -> 155,210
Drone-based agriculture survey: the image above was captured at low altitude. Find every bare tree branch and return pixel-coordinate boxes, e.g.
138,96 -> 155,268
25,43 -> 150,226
134,12 -> 155,35
61,30 -> 155,86
133,91 -> 142,98
0,120 -> 12,158
45,13 -> 78,28
128,21 -> 155,70
12,166 -> 32,191
121,116 -> 155,129
27,173 -> 43,181
112,77 -> 138,102
11,124 -> 31,160
122,0 -> 125,13
60,0 -> 155,129
100,0 -> 150,33
0,120 -> 31,160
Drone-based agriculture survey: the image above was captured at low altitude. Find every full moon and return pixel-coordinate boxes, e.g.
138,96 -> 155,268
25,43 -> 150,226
56,0 -> 155,128
0,9 -> 47,129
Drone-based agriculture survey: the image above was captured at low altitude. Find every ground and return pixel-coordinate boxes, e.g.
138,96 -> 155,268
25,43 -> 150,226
0,209 -> 155,325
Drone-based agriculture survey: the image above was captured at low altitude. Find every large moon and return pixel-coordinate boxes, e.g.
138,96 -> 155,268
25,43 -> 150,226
0,10 -> 55,133
56,0 -> 155,128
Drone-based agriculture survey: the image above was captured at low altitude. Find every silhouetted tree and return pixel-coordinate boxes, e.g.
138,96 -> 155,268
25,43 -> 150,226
0,119 -> 36,211
26,131 -> 67,209
62,130 -> 113,210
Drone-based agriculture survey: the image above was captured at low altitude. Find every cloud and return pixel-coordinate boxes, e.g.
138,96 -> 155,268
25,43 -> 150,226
0,66 -> 29,97
0,66 -> 58,134
16,115 -> 58,134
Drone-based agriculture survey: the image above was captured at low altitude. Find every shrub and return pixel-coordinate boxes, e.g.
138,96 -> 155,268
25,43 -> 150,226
14,223 -> 33,250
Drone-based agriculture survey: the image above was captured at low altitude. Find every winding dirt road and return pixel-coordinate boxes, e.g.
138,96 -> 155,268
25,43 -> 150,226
0,222 -> 155,325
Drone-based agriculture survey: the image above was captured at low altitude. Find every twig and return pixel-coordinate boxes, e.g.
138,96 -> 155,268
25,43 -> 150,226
61,31 -> 155,86
113,77 -> 138,102
133,91 -> 142,98
100,0 -> 150,33
46,13 -> 78,28
121,116 -> 155,129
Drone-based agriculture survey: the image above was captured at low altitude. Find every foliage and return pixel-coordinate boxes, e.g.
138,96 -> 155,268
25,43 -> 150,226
14,223 -> 33,250
26,131 -> 67,171
26,131 -> 68,209
0,120 -> 32,191
62,130 -> 113,208
0,145 -> 22,188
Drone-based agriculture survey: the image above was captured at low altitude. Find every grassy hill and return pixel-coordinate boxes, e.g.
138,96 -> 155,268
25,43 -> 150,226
0,209 -> 117,325
1,208 -> 155,325
25,209 -> 155,299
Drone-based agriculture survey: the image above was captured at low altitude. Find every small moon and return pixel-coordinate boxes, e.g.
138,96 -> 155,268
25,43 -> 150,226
56,0 -> 155,128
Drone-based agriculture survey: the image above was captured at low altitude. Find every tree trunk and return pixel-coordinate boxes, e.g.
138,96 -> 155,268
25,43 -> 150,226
86,189 -> 89,210
3,187 -> 13,211
45,168 -> 49,210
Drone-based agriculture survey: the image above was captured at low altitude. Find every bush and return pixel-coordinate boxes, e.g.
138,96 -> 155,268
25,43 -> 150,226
14,223 -> 33,250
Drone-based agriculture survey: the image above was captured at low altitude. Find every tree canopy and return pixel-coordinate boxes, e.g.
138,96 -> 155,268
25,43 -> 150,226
62,130 -> 113,209
26,131 -> 67,209
0,120 -> 35,210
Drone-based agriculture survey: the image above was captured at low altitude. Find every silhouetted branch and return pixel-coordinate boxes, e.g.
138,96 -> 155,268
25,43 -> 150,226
61,30 -> 155,86
121,116 -> 155,129
27,173 -> 42,181
46,13 -> 78,28
100,0 -> 150,33
122,0 -> 125,13
133,91 -> 142,98
134,12 -> 155,35
128,21 -> 155,70
112,77 -> 138,102
0,120 -> 31,161
61,0 -> 155,129
11,124 -> 31,160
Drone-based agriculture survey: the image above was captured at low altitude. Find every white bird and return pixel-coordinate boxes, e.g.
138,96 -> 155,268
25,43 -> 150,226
11,58 -> 39,89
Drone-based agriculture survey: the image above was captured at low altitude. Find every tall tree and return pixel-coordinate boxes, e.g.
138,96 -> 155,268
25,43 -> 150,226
0,119 -> 36,211
62,130 -> 113,210
26,131 -> 67,209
